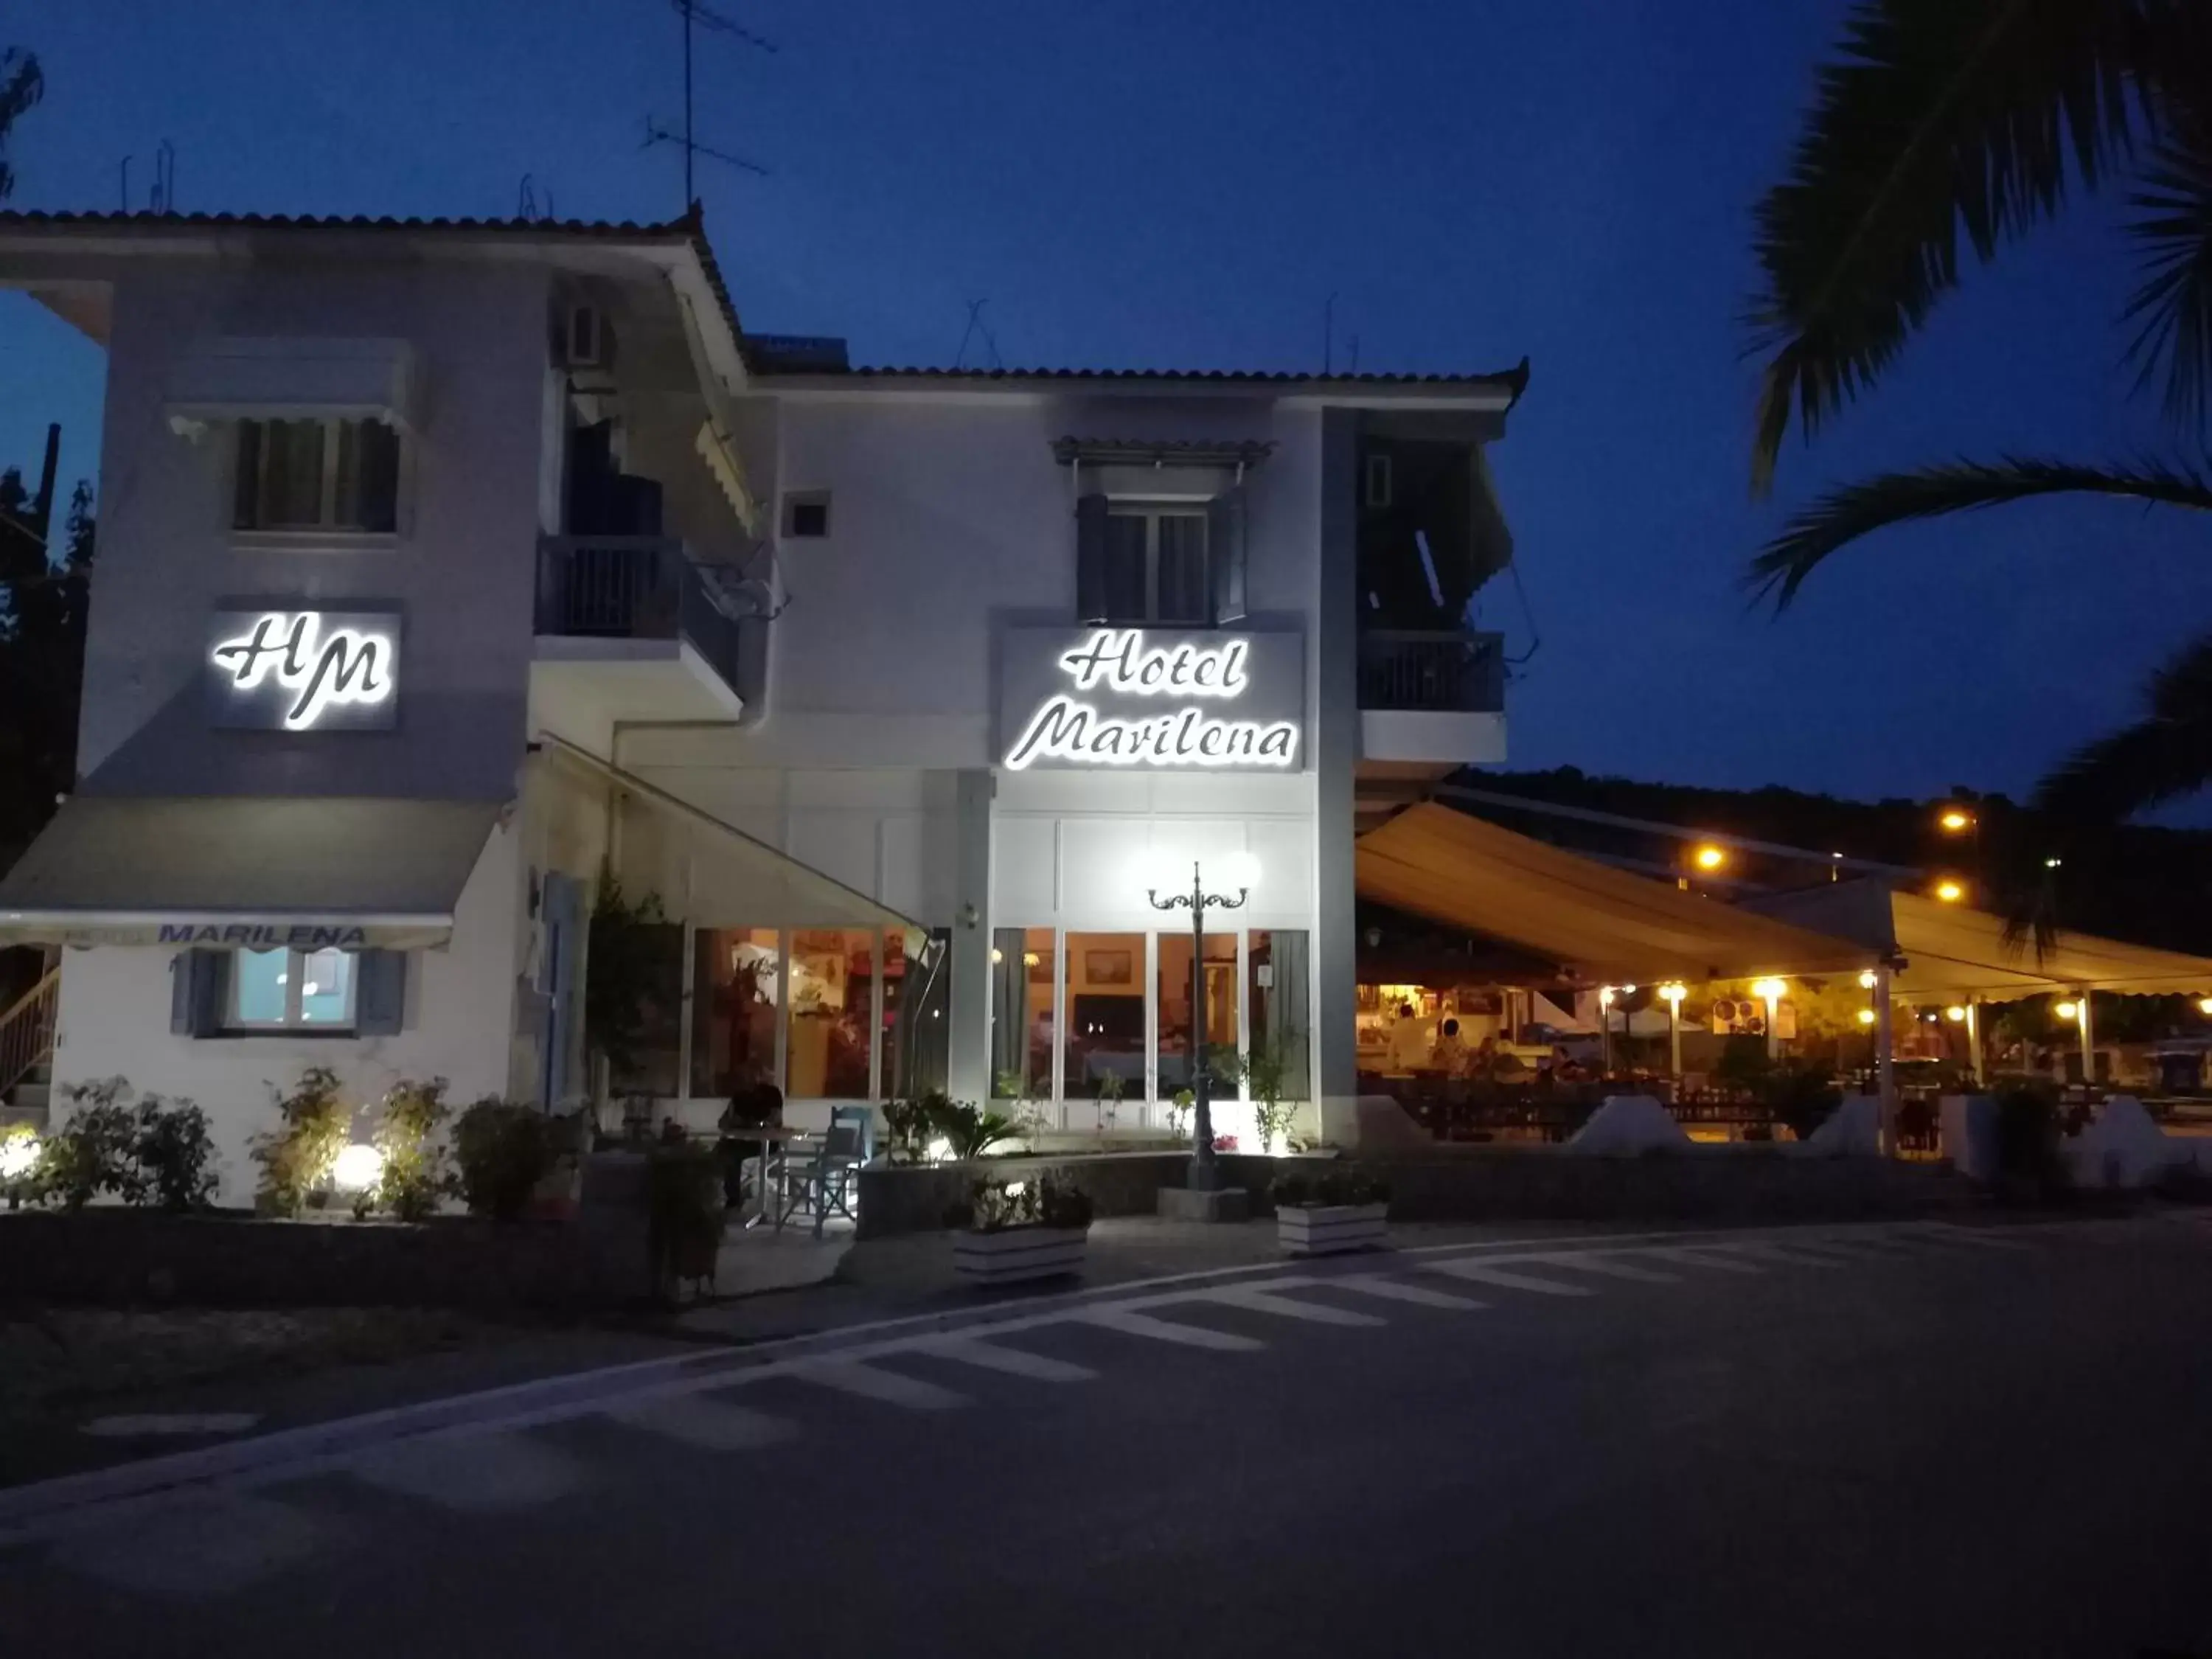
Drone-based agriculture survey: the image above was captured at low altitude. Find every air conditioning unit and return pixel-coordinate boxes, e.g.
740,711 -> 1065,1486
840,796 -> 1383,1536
560,304 -> 613,372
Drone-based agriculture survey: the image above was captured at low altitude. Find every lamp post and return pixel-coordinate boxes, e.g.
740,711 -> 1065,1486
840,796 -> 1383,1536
1146,851 -> 1256,1190
1659,982 -> 1686,1081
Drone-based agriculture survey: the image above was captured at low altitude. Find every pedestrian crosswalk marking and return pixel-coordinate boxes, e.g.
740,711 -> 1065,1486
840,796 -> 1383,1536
1189,1285 -> 1388,1327
1425,1259 -> 1598,1297
1324,1273 -> 1489,1311
1077,1306 -> 1267,1351
48,1492 -> 321,1598
1644,1245 -> 1765,1274
608,1396 -> 796,1452
1903,1222 -> 2033,1251
1705,1240 -> 1848,1269
919,1338 -> 1099,1383
1523,1251 -> 1680,1284
792,1360 -> 970,1411
349,1431 -> 582,1512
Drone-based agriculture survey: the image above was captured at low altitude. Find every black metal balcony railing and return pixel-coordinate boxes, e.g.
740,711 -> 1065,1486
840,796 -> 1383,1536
1357,630 -> 1506,713
535,535 -> 749,702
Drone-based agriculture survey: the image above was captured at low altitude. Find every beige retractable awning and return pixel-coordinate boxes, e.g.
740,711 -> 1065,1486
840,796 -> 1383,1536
1356,803 -> 1871,984
1741,878 -> 2212,999
538,736 -> 923,933
0,796 -> 504,949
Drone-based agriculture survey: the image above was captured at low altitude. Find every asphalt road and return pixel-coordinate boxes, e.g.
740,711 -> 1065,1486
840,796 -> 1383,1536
4,1213 -> 2211,1658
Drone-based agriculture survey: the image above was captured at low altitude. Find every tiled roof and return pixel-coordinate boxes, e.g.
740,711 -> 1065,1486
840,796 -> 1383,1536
0,207 -> 698,237
809,359 -> 1533,395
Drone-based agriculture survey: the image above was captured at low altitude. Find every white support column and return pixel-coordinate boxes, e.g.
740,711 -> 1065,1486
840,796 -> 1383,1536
1874,964 -> 1897,1155
945,770 -> 994,1107
1964,996 -> 1986,1088
2078,990 -> 2096,1088
1312,407 -> 1362,1147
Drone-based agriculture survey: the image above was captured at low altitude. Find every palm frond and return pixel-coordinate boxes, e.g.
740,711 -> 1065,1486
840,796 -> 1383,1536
0,51 -> 42,203
1749,453 -> 2212,608
1746,0 -> 2153,494
2033,630 -> 2212,821
2121,26 -> 2212,428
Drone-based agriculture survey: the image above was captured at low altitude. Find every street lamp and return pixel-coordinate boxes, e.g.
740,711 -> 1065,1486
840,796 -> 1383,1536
1937,807 -> 1974,834
1145,850 -> 1257,1190
1692,844 -> 1726,872
1933,879 -> 1966,904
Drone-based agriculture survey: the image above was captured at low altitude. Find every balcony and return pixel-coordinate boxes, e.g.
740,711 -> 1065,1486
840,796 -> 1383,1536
1356,629 -> 1507,765
532,535 -> 752,726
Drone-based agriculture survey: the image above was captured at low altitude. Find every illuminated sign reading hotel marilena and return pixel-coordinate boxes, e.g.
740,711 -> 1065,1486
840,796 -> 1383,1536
206,610 -> 402,731
1001,627 -> 1304,772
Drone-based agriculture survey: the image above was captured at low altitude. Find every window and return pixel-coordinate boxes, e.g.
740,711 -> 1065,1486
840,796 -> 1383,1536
1363,451 -> 1394,509
1103,505 -> 1209,625
234,417 -> 400,533
1063,931 -> 1147,1103
787,929 -> 877,1100
783,490 -> 831,538
690,928 -> 781,1099
1155,931 -> 1239,1095
991,928 -> 1056,1101
230,947 -> 358,1029
1248,930 -> 1312,1100
883,929 -> 953,1101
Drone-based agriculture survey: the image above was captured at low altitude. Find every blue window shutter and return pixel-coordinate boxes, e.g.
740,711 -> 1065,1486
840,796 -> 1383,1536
170,953 -> 194,1034
358,950 -> 408,1035
172,950 -> 228,1037
1208,484 -> 1248,625
1074,493 -> 1109,623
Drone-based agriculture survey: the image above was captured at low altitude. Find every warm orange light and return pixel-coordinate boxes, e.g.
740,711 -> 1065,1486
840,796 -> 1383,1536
1856,1008 -> 1877,1026
1692,844 -> 1727,871
2199,997 -> 2212,1017
1938,809 -> 1973,833
2055,1000 -> 2079,1022
1934,880 -> 1966,903
1944,1005 -> 1967,1023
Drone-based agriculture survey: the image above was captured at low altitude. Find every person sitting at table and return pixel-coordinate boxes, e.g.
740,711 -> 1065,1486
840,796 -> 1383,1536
1433,1017 -> 1468,1074
716,1080 -> 783,1208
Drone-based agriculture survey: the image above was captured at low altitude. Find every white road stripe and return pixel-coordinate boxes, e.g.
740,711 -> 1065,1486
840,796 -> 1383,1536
1903,1223 -> 2033,1251
1186,1286 -> 1387,1327
48,1492 -> 321,1598
1425,1260 -> 1598,1297
1522,1251 -> 1681,1284
349,1431 -> 581,1512
1077,1306 -> 1267,1352
1655,1256 -> 1770,1283
1704,1240 -> 1848,1269
1324,1273 -> 1489,1310
917,1338 -> 1099,1383
792,1359 -> 970,1411
608,1396 -> 796,1451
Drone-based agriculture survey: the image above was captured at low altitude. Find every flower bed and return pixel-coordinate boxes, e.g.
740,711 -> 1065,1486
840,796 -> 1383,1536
1271,1168 -> 1391,1256
946,1172 -> 1094,1286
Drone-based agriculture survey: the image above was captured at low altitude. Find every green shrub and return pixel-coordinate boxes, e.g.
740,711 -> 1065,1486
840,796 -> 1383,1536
944,1170 -> 1093,1234
372,1077 -> 452,1222
451,1099 -> 555,1220
42,1077 -> 139,1211
1757,1060 -> 1843,1142
928,1099 -> 1018,1161
131,1094 -> 218,1212
1270,1166 -> 1391,1210
883,1093 -> 942,1164
0,1121 -> 38,1208
647,1139 -> 726,1295
250,1065 -> 350,1217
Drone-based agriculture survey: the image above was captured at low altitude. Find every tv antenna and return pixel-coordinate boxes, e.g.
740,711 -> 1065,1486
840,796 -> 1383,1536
953,299 -> 1003,371
646,0 -> 775,209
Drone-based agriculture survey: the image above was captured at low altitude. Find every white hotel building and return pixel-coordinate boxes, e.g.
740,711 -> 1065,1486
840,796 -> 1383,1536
0,210 -> 1526,1201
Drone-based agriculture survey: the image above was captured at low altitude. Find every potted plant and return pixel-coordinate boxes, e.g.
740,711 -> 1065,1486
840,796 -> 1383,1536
947,1171 -> 1093,1285
1270,1167 -> 1391,1256
647,1138 -> 727,1299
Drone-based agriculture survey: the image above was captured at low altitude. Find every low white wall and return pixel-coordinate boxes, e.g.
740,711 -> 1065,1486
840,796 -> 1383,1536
48,826 -> 524,1207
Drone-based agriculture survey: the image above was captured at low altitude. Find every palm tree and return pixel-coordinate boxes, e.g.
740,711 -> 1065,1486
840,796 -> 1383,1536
1745,0 -> 2212,822
0,50 -> 41,201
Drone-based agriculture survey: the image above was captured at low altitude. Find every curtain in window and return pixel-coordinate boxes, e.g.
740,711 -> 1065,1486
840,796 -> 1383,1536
1102,515 -> 1147,623
1155,513 -> 1209,624
1250,929 -> 1312,1099
262,419 -> 326,528
884,928 -> 951,1100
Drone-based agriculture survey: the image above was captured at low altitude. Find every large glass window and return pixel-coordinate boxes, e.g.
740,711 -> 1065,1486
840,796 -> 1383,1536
884,928 -> 952,1101
1248,930 -> 1312,1100
1063,932 -> 1147,1103
991,928 -> 1056,1100
234,417 -> 400,533
607,921 -> 686,1098
1157,931 -> 1239,1094
690,928 -> 780,1099
229,946 -> 359,1030
787,929 -> 876,1099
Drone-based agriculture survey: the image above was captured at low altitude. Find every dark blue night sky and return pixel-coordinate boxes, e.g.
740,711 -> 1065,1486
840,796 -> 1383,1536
4,0 -> 2205,812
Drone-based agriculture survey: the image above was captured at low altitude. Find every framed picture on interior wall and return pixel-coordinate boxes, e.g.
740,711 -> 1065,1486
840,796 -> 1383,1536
1026,947 -> 1052,984
1085,949 -> 1135,987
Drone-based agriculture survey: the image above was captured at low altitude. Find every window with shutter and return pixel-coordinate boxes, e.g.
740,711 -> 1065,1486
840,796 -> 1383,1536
234,417 -> 403,534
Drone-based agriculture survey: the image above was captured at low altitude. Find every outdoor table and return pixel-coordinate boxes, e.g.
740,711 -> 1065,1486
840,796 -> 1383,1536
730,1124 -> 813,1229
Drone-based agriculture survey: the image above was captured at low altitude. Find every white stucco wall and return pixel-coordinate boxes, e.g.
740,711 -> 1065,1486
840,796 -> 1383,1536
48,826 -> 523,1207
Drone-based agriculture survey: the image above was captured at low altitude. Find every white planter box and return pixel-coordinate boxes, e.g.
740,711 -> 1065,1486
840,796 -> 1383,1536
1276,1202 -> 1389,1257
952,1225 -> 1089,1285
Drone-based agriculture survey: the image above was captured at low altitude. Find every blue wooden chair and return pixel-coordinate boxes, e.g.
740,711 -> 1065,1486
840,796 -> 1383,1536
776,1106 -> 873,1237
